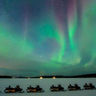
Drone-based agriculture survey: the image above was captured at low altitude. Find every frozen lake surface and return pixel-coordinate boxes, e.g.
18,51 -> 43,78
0,78 -> 96,96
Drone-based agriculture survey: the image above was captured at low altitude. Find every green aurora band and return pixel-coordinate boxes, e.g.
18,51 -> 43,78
0,0 -> 96,76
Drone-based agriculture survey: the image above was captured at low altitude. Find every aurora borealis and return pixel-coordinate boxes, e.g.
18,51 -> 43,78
0,0 -> 96,76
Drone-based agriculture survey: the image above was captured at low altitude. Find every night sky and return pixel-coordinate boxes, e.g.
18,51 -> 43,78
0,0 -> 96,76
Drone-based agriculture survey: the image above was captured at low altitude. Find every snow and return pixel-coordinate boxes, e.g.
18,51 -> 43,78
0,78 -> 96,96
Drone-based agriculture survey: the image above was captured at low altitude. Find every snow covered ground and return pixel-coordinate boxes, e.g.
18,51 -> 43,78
0,78 -> 96,96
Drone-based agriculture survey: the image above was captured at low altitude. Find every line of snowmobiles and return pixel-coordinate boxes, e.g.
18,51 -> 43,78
2,83 -> 96,93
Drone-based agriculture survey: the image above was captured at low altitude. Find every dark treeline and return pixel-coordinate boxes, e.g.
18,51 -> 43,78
0,74 -> 96,78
